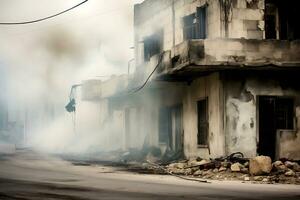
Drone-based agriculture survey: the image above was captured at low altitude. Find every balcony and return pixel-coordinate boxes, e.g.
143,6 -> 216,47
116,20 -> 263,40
81,75 -> 129,101
154,39 -> 300,79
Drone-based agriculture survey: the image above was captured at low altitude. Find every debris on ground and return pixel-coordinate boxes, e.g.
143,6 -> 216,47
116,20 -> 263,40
61,149 -> 300,185
160,155 -> 300,185
122,152 -> 300,185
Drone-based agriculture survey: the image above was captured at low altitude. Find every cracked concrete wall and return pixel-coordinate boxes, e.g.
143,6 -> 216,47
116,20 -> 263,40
106,82 -> 186,153
183,72 -> 225,159
134,0 -> 221,66
223,71 -> 300,159
226,0 -> 265,39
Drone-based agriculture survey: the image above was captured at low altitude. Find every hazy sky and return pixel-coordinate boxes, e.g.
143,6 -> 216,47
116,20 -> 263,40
0,0 -> 145,151
0,0 -> 144,104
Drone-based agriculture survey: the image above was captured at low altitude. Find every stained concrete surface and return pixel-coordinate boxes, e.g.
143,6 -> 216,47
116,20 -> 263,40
0,150 -> 300,200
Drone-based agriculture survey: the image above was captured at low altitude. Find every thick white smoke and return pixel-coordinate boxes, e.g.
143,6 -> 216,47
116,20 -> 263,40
0,0 -> 143,154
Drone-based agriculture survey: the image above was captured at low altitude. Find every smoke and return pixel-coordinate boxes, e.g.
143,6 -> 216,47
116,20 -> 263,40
0,0 -> 143,154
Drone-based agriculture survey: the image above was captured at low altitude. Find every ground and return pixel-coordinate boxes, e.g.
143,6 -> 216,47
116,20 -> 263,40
0,150 -> 300,200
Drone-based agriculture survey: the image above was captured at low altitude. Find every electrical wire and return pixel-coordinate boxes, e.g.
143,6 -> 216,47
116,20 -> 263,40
130,53 -> 164,93
0,0 -> 89,25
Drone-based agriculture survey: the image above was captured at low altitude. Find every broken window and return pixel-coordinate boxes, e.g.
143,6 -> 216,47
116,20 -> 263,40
265,0 -> 300,40
197,98 -> 208,146
144,30 -> 163,62
183,6 -> 207,40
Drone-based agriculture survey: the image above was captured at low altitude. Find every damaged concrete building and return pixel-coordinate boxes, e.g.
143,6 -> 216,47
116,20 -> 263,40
82,0 -> 300,160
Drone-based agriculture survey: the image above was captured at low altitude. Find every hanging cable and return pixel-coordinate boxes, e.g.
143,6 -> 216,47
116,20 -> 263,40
0,0 -> 88,25
130,53 -> 164,93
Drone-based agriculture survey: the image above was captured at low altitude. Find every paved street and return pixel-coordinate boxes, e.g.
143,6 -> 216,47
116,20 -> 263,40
0,150 -> 300,200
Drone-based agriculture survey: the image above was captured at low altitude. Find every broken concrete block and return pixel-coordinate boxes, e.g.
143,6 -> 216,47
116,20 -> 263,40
273,161 -> 284,167
253,176 -> 263,181
193,170 -> 203,176
219,167 -> 227,172
285,170 -> 296,177
249,156 -> 272,175
184,168 -> 193,175
273,161 -> 288,172
241,167 -> 249,174
231,163 -> 242,172
284,161 -> 298,169
221,161 -> 231,168
169,168 -> 185,175
168,162 -> 186,169
262,178 -> 269,182
213,168 -> 219,173
293,163 -> 300,172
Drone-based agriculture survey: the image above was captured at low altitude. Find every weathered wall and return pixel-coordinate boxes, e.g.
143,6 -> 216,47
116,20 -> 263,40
107,82 -> 186,153
227,0 -> 265,39
134,0 -> 221,65
223,71 -> 300,159
183,72 -> 225,159
134,0 -> 268,67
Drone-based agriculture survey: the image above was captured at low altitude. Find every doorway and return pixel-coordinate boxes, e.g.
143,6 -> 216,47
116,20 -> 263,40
258,96 -> 294,159
159,105 -> 183,152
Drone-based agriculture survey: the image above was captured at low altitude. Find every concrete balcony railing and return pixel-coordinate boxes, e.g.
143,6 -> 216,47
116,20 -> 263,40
155,39 -> 300,76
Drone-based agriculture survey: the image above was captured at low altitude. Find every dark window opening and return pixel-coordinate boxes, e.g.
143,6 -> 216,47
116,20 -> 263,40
258,96 -> 294,159
144,30 -> 163,62
183,6 -> 207,40
275,98 -> 294,130
265,0 -> 300,40
197,98 -> 208,146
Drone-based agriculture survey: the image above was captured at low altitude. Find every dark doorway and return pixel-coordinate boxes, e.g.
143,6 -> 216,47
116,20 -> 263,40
159,105 -> 183,152
258,96 -> 294,160
173,105 -> 183,152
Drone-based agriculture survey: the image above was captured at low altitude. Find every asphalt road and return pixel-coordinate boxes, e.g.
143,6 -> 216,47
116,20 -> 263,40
0,150 -> 299,200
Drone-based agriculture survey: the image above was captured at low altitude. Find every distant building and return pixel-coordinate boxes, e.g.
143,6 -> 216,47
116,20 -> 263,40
82,0 -> 300,160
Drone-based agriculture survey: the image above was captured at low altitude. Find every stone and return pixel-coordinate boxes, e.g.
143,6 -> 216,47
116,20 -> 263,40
273,161 -> 288,172
187,158 -> 199,166
262,178 -> 269,182
193,170 -> 203,176
168,162 -> 186,169
244,176 -> 250,181
241,167 -> 249,174
285,170 -> 296,177
169,168 -> 185,175
221,161 -> 230,168
273,161 -> 283,167
188,159 -> 210,167
284,161 -> 300,172
253,176 -> 263,181
219,167 -> 227,172
284,161 -> 295,169
184,168 -> 193,175
249,156 -> 272,175
293,163 -> 300,172
213,168 -> 219,173
202,169 -> 213,176
231,163 -> 242,172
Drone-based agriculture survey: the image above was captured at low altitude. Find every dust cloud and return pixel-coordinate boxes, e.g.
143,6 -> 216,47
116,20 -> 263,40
0,0 -> 143,154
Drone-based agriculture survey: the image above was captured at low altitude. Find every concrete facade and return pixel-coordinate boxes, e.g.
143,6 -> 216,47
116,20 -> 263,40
82,0 -> 300,160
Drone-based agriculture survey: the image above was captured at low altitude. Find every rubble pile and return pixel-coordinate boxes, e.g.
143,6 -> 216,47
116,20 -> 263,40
165,156 -> 300,184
